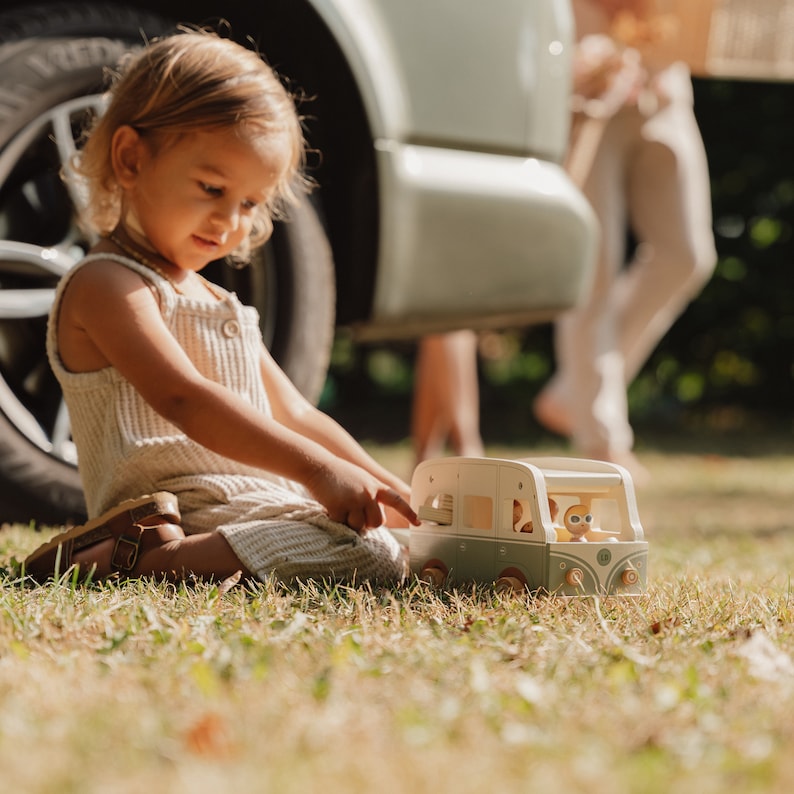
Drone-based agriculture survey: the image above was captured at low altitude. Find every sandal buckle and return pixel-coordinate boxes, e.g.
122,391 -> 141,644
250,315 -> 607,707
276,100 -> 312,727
111,530 -> 143,572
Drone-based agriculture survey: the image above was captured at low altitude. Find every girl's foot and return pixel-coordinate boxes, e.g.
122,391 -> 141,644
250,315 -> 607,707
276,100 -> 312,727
24,492 -> 184,582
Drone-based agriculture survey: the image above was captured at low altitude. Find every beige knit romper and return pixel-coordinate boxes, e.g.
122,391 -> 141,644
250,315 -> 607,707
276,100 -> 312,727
47,254 -> 406,583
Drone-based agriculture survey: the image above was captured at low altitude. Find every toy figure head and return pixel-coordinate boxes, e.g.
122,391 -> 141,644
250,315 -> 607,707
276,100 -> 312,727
564,504 -> 593,542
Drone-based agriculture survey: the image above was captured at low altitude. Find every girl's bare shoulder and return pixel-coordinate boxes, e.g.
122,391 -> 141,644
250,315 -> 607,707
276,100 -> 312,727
63,254 -> 161,314
57,255 -> 170,374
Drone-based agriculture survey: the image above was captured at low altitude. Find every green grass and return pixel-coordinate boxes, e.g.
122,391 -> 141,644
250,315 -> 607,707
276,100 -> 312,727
3,442 -> 794,793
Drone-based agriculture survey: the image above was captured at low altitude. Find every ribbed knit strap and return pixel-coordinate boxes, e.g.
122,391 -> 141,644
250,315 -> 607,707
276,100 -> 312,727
46,252 -> 178,382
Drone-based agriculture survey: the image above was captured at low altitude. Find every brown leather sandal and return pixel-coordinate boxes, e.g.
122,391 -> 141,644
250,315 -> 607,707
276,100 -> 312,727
24,492 -> 185,583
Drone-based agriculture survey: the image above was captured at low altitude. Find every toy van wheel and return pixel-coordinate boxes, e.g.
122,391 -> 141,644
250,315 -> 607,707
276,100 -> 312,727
495,567 -> 528,594
419,559 -> 448,587
495,576 -> 525,594
420,567 -> 446,586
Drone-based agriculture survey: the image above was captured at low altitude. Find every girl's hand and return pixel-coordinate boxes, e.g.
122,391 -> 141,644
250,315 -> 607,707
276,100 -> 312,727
306,459 -> 419,533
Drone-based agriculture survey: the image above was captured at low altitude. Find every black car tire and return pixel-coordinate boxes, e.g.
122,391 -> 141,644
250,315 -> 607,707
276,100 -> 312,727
0,3 -> 336,524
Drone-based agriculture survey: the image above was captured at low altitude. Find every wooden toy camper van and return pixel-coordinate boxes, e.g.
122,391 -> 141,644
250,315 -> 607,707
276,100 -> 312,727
410,456 -> 648,596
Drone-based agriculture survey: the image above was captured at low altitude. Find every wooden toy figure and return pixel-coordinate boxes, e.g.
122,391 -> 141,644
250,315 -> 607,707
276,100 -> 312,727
564,504 -> 594,542
514,498 -> 559,533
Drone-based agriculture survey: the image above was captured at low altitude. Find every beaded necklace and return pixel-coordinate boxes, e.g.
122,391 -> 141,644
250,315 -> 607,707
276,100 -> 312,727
107,233 -> 223,300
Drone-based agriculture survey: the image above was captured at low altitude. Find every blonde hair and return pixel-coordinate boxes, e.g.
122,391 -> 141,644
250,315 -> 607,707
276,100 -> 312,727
74,30 -> 307,260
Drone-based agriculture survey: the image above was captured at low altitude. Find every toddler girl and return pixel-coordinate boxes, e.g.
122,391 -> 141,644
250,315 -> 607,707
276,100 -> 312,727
25,30 -> 418,585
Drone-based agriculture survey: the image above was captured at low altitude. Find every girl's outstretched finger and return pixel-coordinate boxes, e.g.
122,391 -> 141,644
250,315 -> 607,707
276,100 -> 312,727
379,488 -> 419,525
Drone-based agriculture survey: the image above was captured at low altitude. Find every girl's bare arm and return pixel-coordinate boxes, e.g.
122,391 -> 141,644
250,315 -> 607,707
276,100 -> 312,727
258,343 -> 414,498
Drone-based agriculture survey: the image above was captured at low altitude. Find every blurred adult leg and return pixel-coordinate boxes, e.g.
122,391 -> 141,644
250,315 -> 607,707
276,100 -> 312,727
535,106 -> 634,457
412,331 -> 484,463
535,70 -> 716,470
617,76 -> 718,382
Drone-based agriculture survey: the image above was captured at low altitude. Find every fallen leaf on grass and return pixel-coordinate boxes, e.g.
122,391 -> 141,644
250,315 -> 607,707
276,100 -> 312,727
184,712 -> 236,759
650,617 -> 681,635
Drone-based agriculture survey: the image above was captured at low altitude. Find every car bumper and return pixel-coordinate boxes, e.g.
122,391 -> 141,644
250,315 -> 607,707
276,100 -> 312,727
358,141 -> 597,340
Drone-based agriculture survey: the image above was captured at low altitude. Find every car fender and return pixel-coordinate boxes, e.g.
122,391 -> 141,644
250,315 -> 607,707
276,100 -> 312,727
307,0 -> 575,159
305,0 -> 409,139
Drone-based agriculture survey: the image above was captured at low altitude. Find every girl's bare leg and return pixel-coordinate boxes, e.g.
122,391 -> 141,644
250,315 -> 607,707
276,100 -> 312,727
136,532 -> 254,580
69,527 -> 252,581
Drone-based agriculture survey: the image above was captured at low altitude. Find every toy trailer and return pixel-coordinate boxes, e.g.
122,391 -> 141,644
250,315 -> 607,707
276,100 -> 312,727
410,456 -> 648,596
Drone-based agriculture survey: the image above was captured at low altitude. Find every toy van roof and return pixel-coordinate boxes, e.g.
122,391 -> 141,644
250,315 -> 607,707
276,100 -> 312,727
413,455 -> 633,493
518,456 -> 627,493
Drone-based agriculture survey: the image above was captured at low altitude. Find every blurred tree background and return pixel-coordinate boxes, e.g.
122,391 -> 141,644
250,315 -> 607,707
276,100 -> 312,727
321,77 -> 794,449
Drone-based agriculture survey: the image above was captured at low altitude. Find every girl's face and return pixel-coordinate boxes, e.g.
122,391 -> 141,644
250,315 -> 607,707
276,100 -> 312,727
116,126 -> 290,271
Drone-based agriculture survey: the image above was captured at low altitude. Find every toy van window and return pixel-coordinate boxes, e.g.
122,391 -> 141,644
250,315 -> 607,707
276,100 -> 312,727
462,495 -> 493,530
418,493 -> 454,525
508,498 -> 532,533
591,497 -> 621,538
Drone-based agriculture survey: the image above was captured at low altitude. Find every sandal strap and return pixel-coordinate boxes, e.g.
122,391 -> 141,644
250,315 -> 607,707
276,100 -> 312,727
71,493 -> 180,552
110,522 -> 184,574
